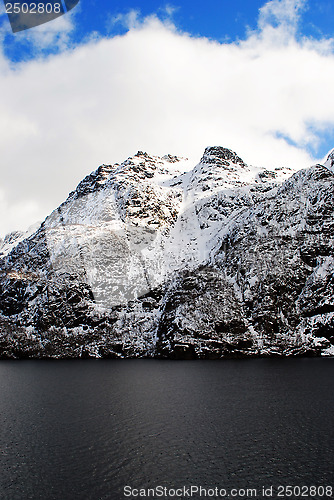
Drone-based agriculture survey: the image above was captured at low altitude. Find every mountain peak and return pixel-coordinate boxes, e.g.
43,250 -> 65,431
186,146 -> 251,194
200,146 -> 246,167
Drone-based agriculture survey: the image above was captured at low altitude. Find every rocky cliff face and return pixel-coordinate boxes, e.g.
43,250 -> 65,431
0,147 -> 333,359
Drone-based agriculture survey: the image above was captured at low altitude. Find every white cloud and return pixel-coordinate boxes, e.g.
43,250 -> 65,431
258,0 -> 307,31
163,5 -> 179,18
18,12 -> 76,51
0,187 -> 41,238
107,9 -> 141,31
1,0 -> 334,236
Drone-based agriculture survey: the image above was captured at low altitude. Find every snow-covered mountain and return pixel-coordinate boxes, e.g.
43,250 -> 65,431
0,222 -> 41,258
323,148 -> 334,170
0,146 -> 333,358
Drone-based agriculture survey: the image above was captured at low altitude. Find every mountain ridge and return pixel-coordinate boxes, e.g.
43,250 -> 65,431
0,146 -> 333,359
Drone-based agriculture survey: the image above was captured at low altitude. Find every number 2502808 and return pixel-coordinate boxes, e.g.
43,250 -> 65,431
5,3 -> 62,14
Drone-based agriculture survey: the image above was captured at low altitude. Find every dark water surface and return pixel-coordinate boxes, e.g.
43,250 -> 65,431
0,359 -> 333,500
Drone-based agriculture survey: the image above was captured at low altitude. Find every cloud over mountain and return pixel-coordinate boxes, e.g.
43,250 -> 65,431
0,0 -> 334,236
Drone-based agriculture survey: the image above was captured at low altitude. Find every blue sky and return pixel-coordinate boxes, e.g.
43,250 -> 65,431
0,0 -> 334,236
2,0 -> 334,60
